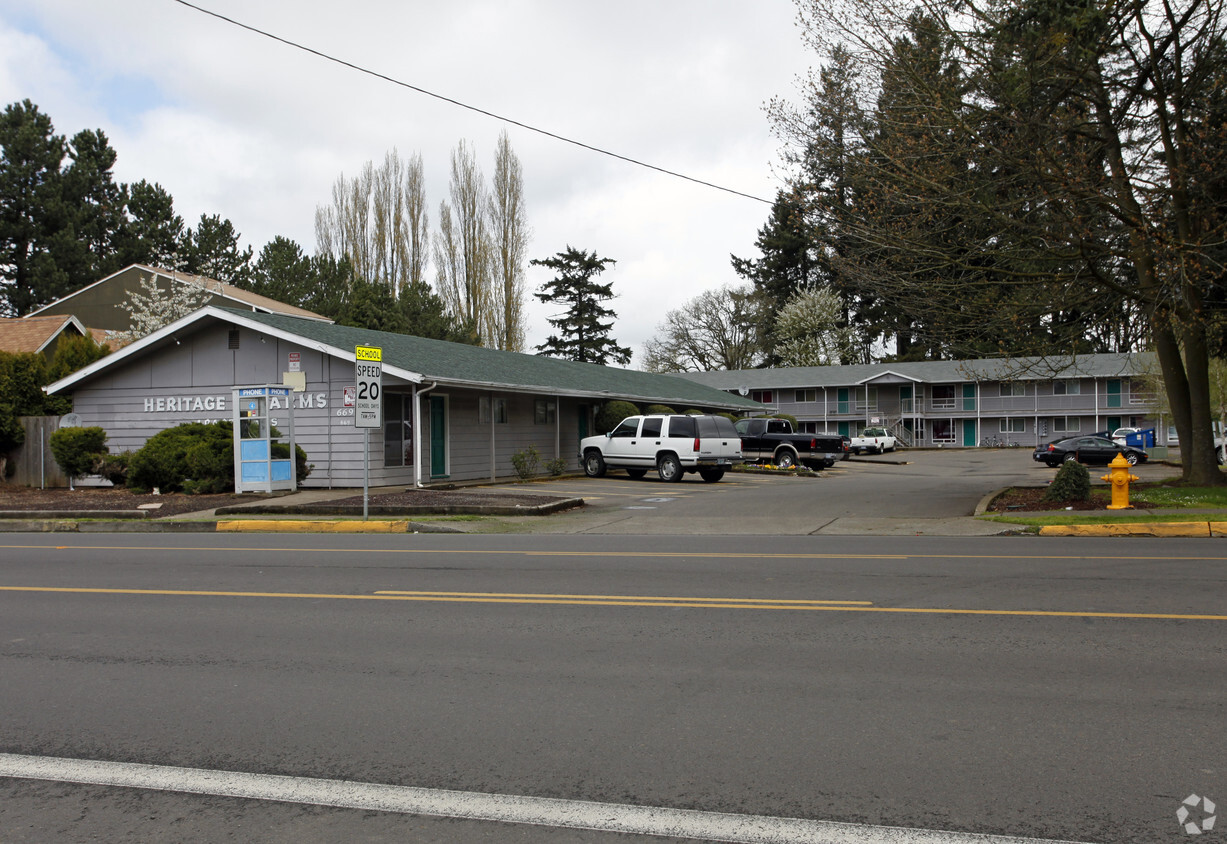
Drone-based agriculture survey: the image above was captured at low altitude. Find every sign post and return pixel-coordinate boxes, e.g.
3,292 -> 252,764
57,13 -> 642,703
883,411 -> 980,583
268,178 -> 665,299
355,346 -> 382,519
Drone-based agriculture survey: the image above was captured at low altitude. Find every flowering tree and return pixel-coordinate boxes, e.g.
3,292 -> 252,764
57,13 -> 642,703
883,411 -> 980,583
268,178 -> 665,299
112,272 -> 210,343
773,287 -> 857,368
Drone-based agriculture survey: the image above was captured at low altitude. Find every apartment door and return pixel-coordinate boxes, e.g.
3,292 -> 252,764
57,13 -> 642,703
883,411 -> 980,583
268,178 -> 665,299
429,395 -> 447,478
963,419 -> 977,447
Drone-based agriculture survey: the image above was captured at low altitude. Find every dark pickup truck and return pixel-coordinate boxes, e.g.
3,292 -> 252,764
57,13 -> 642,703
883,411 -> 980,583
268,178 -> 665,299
734,417 -> 846,470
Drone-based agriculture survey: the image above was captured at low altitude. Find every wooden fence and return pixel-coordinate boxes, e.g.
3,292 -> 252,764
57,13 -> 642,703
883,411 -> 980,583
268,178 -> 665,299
6,417 -> 67,488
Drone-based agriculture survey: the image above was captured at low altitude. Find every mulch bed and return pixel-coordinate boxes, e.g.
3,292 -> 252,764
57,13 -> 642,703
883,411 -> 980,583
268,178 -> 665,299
987,486 -> 1156,512
0,484 -> 567,518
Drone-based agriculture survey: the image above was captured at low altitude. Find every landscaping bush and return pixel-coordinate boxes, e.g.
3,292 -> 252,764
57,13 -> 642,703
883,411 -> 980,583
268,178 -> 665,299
49,426 -> 108,481
546,457 -> 567,476
93,451 -> 131,487
596,400 -> 639,434
644,404 -> 675,415
511,445 -> 541,480
1043,459 -> 1091,503
128,421 -> 233,493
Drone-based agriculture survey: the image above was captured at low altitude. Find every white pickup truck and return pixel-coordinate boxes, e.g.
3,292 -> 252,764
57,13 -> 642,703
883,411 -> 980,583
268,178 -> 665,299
849,426 -> 896,455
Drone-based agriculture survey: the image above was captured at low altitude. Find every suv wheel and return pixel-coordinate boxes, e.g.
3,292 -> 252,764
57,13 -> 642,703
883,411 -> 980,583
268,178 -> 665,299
657,453 -> 683,483
583,450 -> 606,478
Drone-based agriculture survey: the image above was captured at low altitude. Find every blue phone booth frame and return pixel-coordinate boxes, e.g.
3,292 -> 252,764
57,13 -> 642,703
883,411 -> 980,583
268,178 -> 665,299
232,385 -> 297,493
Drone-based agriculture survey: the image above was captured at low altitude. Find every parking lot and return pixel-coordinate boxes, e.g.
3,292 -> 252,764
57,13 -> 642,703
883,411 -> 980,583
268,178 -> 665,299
482,448 -> 1184,536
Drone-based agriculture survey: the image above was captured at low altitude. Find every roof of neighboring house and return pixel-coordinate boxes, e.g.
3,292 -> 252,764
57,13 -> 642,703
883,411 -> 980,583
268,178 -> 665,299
676,352 -> 1153,391
27,264 -> 332,326
0,315 -> 89,354
46,306 -> 764,411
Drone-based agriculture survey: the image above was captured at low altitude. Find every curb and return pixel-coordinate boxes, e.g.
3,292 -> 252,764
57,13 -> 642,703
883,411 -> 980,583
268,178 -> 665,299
213,498 -> 584,518
1039,522 -> 1227,538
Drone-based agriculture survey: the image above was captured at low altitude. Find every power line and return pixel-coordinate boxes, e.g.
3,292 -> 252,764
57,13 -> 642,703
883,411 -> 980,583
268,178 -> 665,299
169,0 -> 773,205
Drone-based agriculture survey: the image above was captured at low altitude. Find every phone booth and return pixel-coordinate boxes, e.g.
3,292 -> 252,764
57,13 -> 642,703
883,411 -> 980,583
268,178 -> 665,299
232,385 -> 297,493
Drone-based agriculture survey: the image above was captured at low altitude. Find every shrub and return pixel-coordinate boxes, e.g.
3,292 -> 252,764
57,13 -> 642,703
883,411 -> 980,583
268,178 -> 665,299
1043,459 -> 1091,503
93,452 -> 131,487
596,400 -> 639,434
546,457 -> 567,476
511,445 -> 541,480
49,426 -> 108,480
128,421 -> 233,493
644,404 -> 675,415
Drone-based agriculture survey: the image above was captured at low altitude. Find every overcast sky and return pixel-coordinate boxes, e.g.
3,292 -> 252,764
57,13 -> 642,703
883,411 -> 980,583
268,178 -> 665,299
0,0 -> 816,364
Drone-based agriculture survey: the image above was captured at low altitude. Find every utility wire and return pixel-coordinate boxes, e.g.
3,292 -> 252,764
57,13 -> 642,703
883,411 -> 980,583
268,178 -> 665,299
170,0 -> 773,204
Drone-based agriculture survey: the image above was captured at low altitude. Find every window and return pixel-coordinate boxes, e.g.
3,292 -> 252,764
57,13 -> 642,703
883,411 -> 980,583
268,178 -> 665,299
931,419 -> 956,443
999,417 -> 1025,433
1053,416 -> 1081,433
999,382 -> 1026,397
640,417 -> 663,437
383,395 -> 412,467
752,390 -> 774,404
795,389 -> 816,403
610,418 -> 639,438
666,415 -> 696,438
480,396 -> 508,424
1052,379 -> 1080,395
932,385 -> 955,409
534,399 -> 556,425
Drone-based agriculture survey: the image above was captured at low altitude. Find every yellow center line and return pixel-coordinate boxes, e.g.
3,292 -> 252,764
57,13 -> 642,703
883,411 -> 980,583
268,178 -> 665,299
374,590 -> 873,605
0,586 -> 1223,620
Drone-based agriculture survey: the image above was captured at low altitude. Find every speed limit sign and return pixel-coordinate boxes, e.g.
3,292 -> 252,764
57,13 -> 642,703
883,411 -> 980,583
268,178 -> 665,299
354,345 -> 382,429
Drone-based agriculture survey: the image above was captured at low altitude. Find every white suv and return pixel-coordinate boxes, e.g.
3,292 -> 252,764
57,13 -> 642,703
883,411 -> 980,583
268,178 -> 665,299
580,414 -> 743,482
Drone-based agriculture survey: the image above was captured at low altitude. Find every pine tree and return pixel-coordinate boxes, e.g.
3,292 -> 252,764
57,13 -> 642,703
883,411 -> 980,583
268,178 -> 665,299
532,246 -> 630,365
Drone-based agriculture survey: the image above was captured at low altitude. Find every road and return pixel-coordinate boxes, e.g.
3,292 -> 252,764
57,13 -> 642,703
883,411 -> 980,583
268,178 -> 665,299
0,533 -> 1223,843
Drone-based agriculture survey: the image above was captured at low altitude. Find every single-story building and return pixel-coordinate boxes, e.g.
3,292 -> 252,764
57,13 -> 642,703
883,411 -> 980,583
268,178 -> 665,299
45,306 -> 761,487
0,314 -> 108,360
678,354 -> 1164,448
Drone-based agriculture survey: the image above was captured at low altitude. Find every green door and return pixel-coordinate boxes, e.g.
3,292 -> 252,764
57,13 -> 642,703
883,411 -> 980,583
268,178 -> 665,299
962,383 -> 977,411
900,385 -> 913,413
1107,416 -> 1121,432
429,396 -> 447,478
837,421 -> 849,436
837,388 -> 850,414
963,419 -> 977,447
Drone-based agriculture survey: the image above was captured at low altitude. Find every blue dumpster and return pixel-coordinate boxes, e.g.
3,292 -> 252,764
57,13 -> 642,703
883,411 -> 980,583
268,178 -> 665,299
1125,428 -> 1155,448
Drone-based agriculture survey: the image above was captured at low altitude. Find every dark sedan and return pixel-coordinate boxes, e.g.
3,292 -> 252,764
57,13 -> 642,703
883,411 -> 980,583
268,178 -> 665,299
1033,435 -> 1148,468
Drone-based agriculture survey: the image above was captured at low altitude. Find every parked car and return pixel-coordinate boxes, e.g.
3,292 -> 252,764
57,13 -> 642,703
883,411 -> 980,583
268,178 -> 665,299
734,417 -> 845,470
1032,435 -> 1148,468
580,414 -> 742,482
849,426 -> 897,455
1110,427 -> 1140,445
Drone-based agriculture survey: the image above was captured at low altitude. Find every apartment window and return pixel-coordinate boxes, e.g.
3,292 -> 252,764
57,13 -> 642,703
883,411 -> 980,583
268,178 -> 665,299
752,390 -> 774,404
1052,379 -> 1080,395
795,389 -> 817,403
480,396 -> 508,424
999,417 -> 1025,433
932,385 -> 955,409
999,382 -> 1026,397
931,419 -> 956,444
1052,416 -> 1081,433
534,399 -> 556,425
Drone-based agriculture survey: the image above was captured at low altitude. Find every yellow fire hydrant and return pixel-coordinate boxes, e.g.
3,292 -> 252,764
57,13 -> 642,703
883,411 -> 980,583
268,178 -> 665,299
1101,453 -> 1140,510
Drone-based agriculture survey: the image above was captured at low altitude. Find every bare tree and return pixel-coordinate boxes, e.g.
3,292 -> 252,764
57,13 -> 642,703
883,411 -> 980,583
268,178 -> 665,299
434,140 -> 493,344
315,149 -> 429,294
641,285 -> 766,372
488,130 -> 530,351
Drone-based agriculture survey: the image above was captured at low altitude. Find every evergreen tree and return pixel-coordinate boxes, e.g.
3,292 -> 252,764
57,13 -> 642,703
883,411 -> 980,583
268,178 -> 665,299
116,179 -> 184,269
531,246 -> 631,365
181,213 -> 252,285
0,100 -> 68,316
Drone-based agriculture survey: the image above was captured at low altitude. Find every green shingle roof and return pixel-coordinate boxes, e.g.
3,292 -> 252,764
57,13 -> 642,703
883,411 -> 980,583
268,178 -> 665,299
229,309 -> 762,410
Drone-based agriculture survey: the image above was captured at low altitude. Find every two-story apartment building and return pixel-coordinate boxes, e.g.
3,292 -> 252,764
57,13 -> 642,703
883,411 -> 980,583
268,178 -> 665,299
679,353 -> 1162,448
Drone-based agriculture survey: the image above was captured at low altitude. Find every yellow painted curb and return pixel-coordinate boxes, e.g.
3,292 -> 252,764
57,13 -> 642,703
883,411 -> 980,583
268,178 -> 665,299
217,520 -> 409,533
1039,522 -> 1212,537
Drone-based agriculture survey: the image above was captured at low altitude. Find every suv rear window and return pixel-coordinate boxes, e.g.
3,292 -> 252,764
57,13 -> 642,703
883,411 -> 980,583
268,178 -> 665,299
667,415 -> 696,438
713,416 -> 738,437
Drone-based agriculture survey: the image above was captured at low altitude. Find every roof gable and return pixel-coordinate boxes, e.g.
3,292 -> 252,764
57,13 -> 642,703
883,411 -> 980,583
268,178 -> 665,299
0,315 -> 87,354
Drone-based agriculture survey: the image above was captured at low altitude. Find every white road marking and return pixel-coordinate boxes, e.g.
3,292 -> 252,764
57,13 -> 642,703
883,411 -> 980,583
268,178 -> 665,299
0,753 -> 1090,843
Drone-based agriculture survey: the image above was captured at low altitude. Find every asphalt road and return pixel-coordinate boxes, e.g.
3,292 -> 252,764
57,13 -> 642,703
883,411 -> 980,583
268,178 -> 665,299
0,533 -> 1223,843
